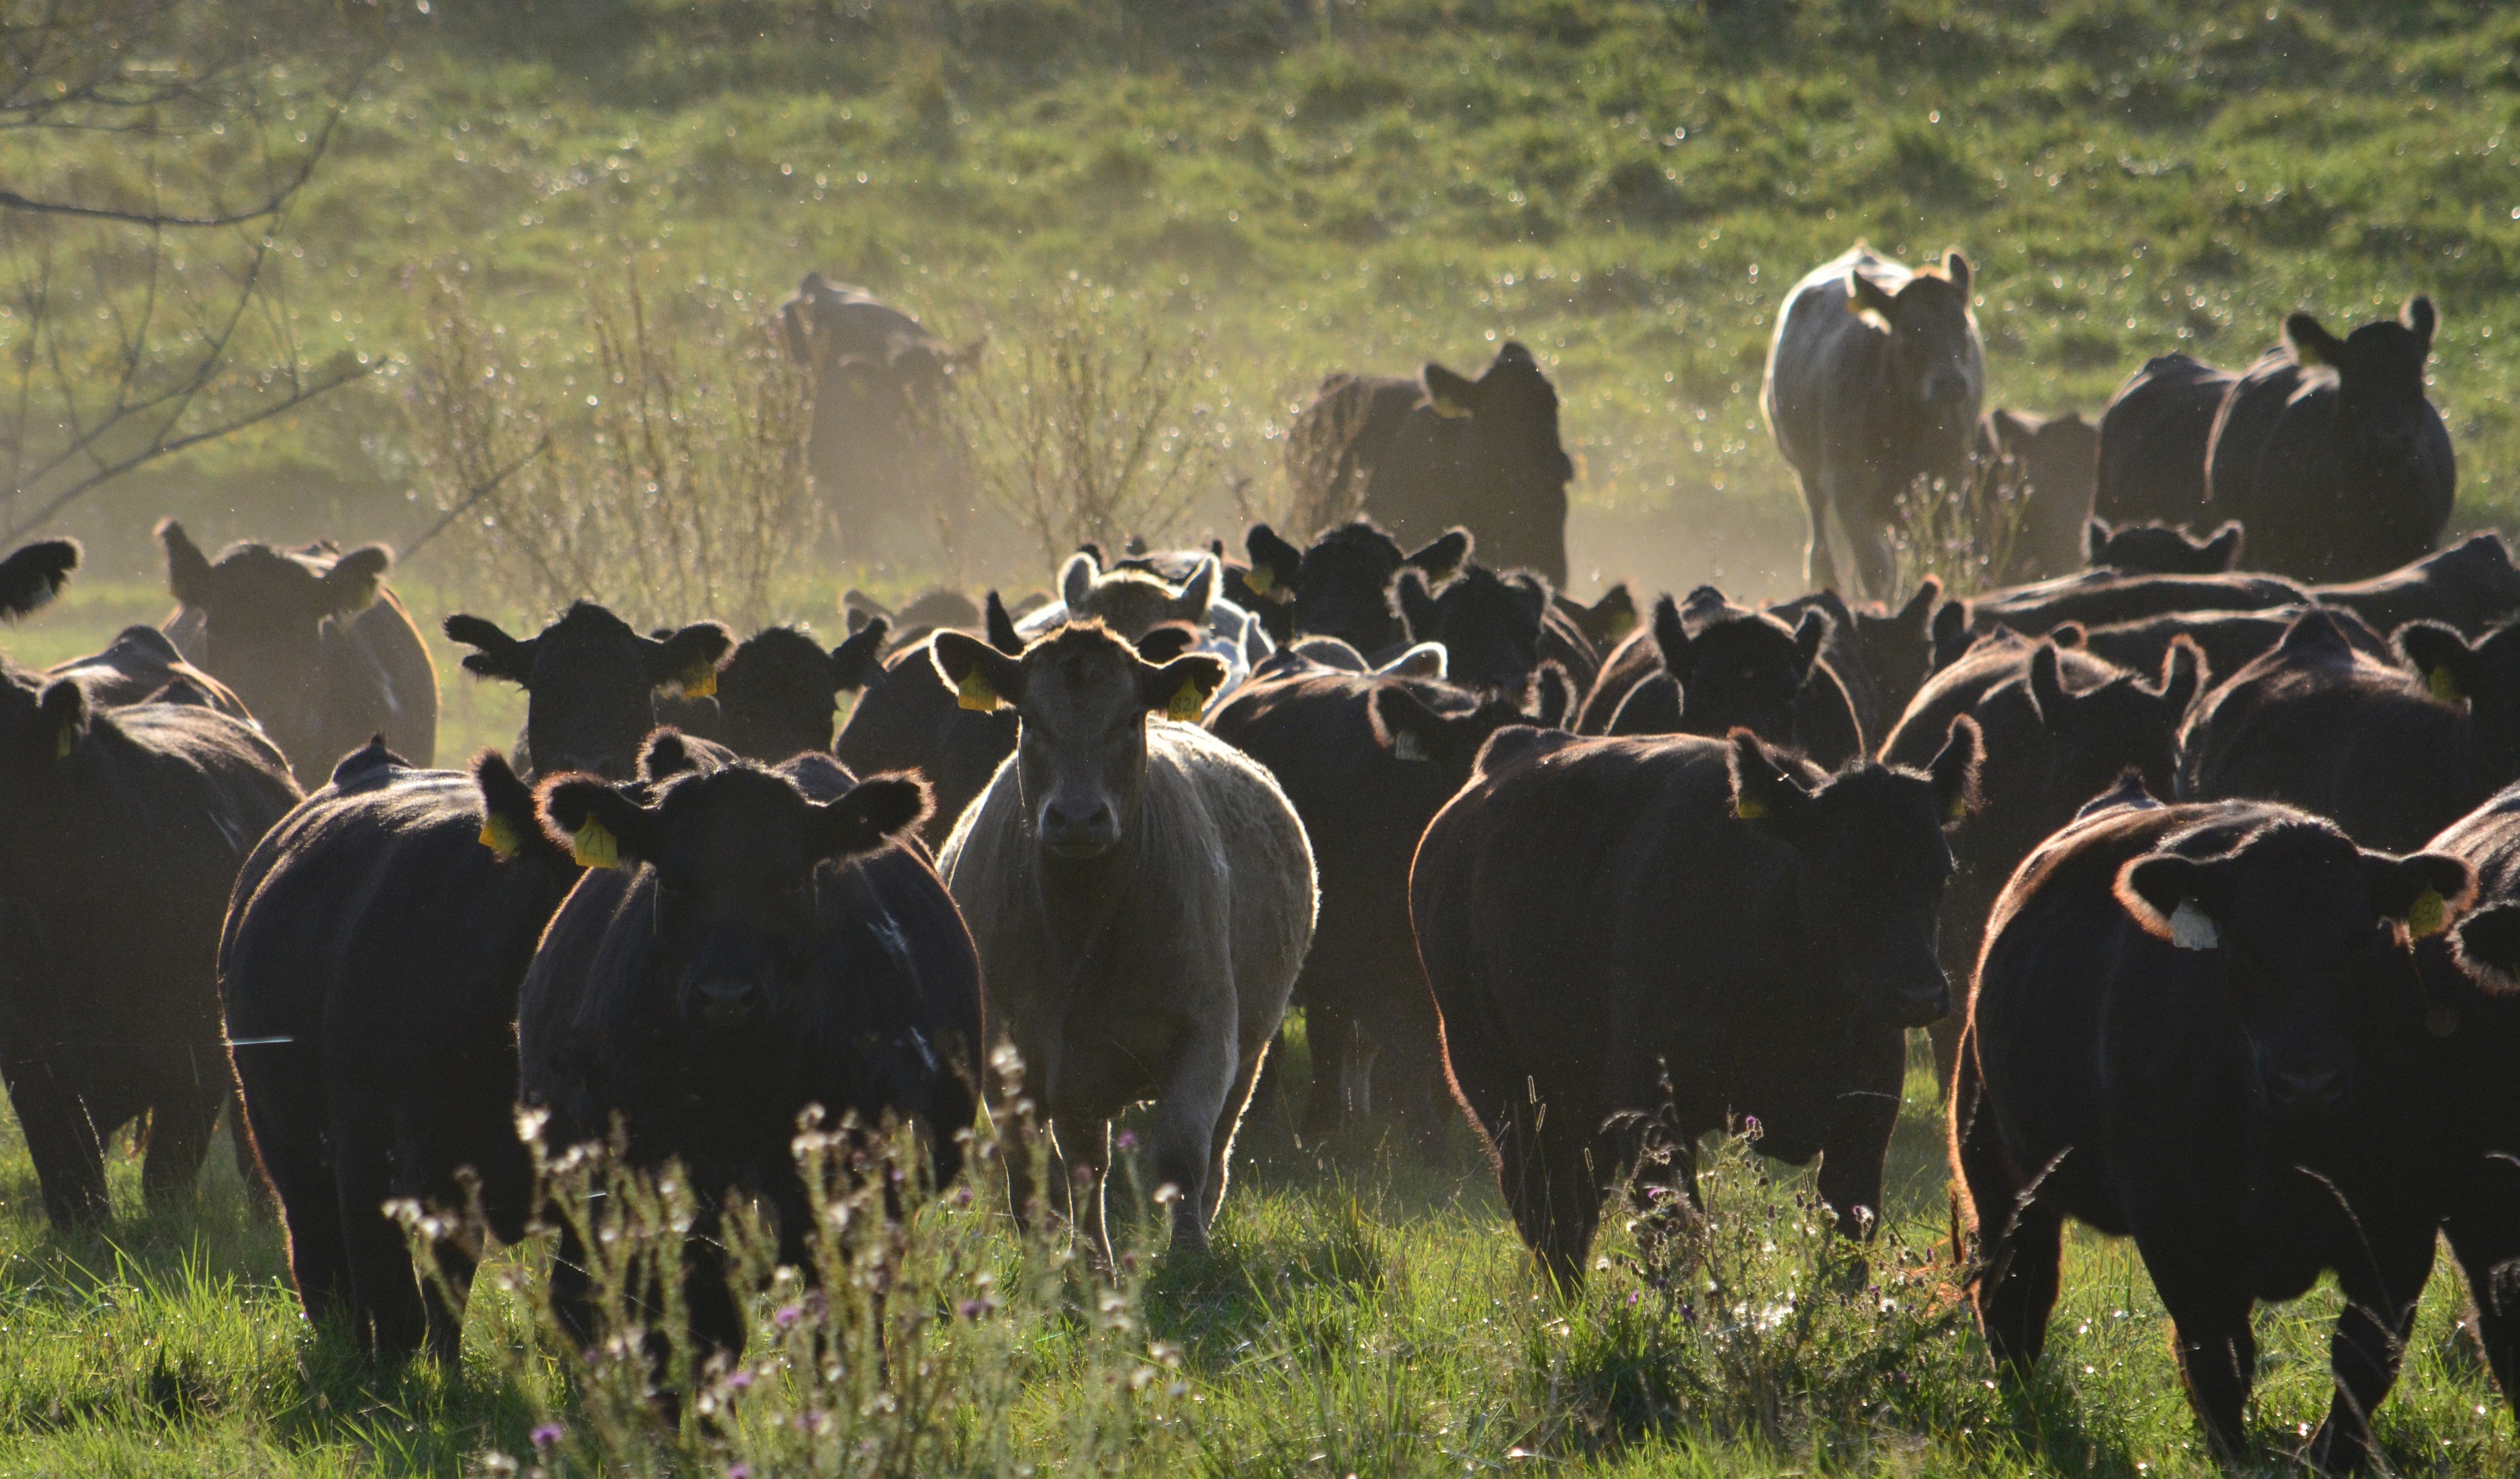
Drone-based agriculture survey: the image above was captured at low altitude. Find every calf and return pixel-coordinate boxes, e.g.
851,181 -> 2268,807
1207,667 -> 1547,1138
0,675 -> 299,1225
223,743 -> 584,1356
2207,300 -> 2454,582
1762,244 -> 1983,601
715,619 -> 890,763
1242,518 -> 1471,657
1882,630 -> 2204,1077
521,753 -> 977,1359
2093,352 -> 2238,527
1396,561 -> 1599,695
1953,794 -> 2468,1471
2085,518 -> 2244,575
2313,532 -> 2520,637
2179,609 -> 2520,852
157,522 -> 439,781
932,623 -> 1315,1256
1285,343 -> 1573,586
1414,720 -> 1980,1285
1582,589 -> 1861,765
444,601 -> 732,780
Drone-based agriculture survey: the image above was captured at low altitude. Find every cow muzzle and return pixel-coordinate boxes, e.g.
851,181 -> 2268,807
1037,799 -> 1121,859
688,977 -> 764,1027
2266,1061 -> 2350,1113
1877,974 -> 1952,1028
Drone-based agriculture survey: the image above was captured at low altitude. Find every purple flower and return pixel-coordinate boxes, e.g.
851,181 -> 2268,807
959,1298 -> 988,1319
726,1370 -> 754,1390
531,1423 -> 565,1449
1115,1130 -> 1138,1151
774,1303 -> 803,1328
729,1467 -> 752,1479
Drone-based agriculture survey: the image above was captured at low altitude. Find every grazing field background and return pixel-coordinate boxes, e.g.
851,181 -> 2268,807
6,0 -> 2520,1471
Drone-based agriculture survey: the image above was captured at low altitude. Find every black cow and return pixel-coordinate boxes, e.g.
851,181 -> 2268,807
2207,301 -> 2454,583
520,753 -> 979,1361
444,601 -> 733,781
223,743 -> 585,1356
1953,793 -> 2469,1471
833,594 -> 1026,850
1206,667 -> 1554,1138
1413,720 -> 1980,1284
0,674 -> 299,1225
2075,605 -> 2388,684
2314,532 -> 2520,637
44,627 -> 250,719
1395,562 -> 1599,695
2093,352 -> 2238,527
1965,568 -> 2307,638
2179,610 -> 2520,852
1768,580 -> 1945,745
716,620 -> 891,763
1978,408 -> 2098,582
1242,518 -> 1472,657
1582,589 -> 1861,767
1882,630 -> 2204,1078
1285,343 -> 1574,586
2085,518 -> 2244,575
781,274 -> 981,555
157,522 -> 439,783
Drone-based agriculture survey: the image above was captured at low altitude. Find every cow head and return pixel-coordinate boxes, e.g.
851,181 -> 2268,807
2396,618 -> 2520,789
1421,342 -> 1577,502
0,539 -> 77,624
1367,664 -> 1567,777
2286,297 -> 2438,479
1394,562 -> 1551,693
0,675 -> 92,773
1057,550 -> 1217,641
1729,718 -> 1980,1026
539,762 -> 930,1033
1649,587 -> 1826,744
2024,635 -> 2205,802
2118,817 -> 2470,1115
158,520 -> 391,767
2085,518 -> 2245,575
1243,518 -> 1472,655
716,619 -> 890,763
929,622 -> 1227,861
445,601 -> 732,780
1847,250 -> 1982,430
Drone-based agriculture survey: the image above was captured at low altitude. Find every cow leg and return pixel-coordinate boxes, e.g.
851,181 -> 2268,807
1796,469 -> 1845,595
139,1065 -> 223,1212
421,1240 -> 480,1366
1494,1109 -> 1604,1291
335,1139 -> 427,1357
1813,1029 -> 1903,1239
1336,1019 -> 1378,1127
1043,1116 -> 1112,1263
1299,1002 -> 1352,1137
1149,1027 -> 1237,1256
2151,1264 -> 2258,1469
9,1067 -> 110,1225
2443,1209 -> 2520,1415
1953,1039 -> 2062,1374
680,1213 -> 746,1367
1205,1033 -> 1273,1230
2307,1223 -> 2434,1476
226,1086 -> 276,1218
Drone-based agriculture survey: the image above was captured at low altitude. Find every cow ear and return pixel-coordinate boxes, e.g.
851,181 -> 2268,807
1727,726 -> 1813,830
1943,249 -> 1971,297
1789,607 -> 1830,678
2403,296 -> 2437,349
37,679 -> 88,762
1527,660 -> 1577,728
1404,527 -> 1473,580
472,747 -> 570,863
2454,902 -> 2520,994
1423,362 -> 1479,417
2285,312 -> 2344,368
1894,575 -> 1941,630
638,727 -> 711,784
827,617 -> 890,694
1394,567 -> 1441,641
2087,518 -> 2113,564
2395,621 -> 2477,705
1132,621 -> 1201,666
1244,523 -> 1303,597
1929,714 -> 1984,823
1931,597 -> 1971,670
1846,267 -> 1898,319
931,629 -> 1026,713
647,621 -> 736,695
1649,592 -> 1693,679
983,590 -> 1024,655
2028,641 -> 2071,726
2365,852 -> 2475,937
2118,852 -> 2237,948
0,538 -> 77,621
1508,571 -> 1551,624
808,774 -> 932,863
2201,522 -> 2244,571
444,613 -> 536,686
2155,636 -> 2208,716
537,774 -> 659,869
1172,554 -> 1219,624
1368,682 -> 1450,763
1059,551 -> 1099,612
158,519 -> 216,607
1139,651 -> 1229,721
319,544 -> 392,616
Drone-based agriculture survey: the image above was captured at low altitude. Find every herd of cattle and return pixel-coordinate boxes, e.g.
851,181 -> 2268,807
0,245 -> 2502,1471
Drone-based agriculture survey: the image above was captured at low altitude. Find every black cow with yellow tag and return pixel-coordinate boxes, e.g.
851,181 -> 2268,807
445,601 -> 732,781
2178,607 -> 2520,852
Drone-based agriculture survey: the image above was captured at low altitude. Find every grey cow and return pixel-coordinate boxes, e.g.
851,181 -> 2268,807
1763,244 -> 1984,601
932,622 -> 1316,1259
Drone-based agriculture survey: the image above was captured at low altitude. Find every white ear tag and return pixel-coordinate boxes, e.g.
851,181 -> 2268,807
2170,899 -> 2221,952
1392,730 -> 1431,763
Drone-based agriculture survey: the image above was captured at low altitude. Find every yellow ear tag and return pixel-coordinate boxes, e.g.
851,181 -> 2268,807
680,663 -> 718,699
1734,796 -> 1768,821
1166,679 -> 1206,723
2409,887 -> 2449,940
1948,793 -> 1971,822
956,669 -> 1001,713
570,817 -> 622,870
478,814 -> 524,859
2428,666 -> 2463,704
1243,565 -> 1275,595
1605,610 -> 1639,642
54,724 -> 73,759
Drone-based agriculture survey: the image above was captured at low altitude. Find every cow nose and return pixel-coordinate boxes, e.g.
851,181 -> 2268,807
1886,975 -> 1952,1028
2268,1064 -> 2348,1110
1039,799 -> 1119,858
692,977 -> 761,1025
